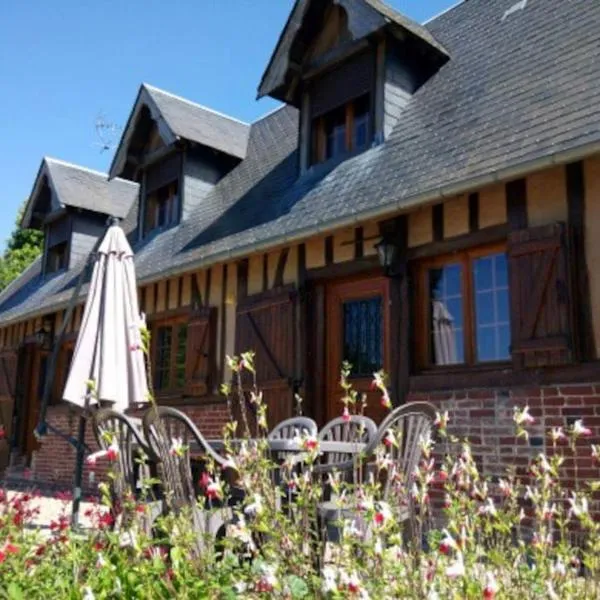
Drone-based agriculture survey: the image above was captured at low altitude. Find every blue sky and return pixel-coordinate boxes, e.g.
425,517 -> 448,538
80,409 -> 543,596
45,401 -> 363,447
0,0 -> 455,249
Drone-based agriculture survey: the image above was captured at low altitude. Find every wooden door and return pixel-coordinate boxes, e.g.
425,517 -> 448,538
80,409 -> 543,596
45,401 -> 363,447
21,347 -> 45,459
235,288 -> 299,433
326,276 -> 390,423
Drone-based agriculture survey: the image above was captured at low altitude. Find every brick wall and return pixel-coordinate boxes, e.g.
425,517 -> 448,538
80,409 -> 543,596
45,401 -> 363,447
408,382 -> 600,485
29,401 -> 230,492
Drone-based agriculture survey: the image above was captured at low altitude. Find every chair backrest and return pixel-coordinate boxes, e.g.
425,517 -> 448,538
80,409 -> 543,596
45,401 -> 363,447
142,406 -> 227,508
318,416 -> 377,466
92,409 -> 151,494
369,402 -> 437,501
268,417 -> 318,440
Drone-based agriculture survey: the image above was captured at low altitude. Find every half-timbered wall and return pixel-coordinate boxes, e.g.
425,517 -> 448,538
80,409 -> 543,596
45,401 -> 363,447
585,155 -> 600,355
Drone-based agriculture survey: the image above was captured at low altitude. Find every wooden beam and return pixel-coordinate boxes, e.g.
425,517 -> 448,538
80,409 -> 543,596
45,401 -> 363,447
219,264 -> 228,386
566,161 -> 595,360
432,203 -> 444,242
262,254 -> 269,292
407,223 -> 509,261
381,216 -> 409,406
506,178 -> 528,230
325,236 -> 334,265
237,259 -> 249,301
469,192 -> 479,233
355,226 -> 364,260
273,248 -> 290,289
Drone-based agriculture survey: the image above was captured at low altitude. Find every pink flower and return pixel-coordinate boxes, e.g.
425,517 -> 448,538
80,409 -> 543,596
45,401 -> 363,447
483,572 -> 498,600
302,436 -> 319,451
572,420 -> 592,437
206,480 -> 223,501
514,406 -> 535,426
342,406 -> 351,423
434,411 -> 449,430
439,530 -> 457,555
169,437 -> 185,457
549,427 -> 567,443
4,543 -> 18,555
383,429 -> 396,448
86,441 -> 119,466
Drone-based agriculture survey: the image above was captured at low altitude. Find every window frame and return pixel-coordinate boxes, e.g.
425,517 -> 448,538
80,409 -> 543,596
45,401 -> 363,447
144,179 -> 180,236
46,241 -> 69,274
150,315 -> 188,398
414,242 -> 511,371
310,94 -> 372,166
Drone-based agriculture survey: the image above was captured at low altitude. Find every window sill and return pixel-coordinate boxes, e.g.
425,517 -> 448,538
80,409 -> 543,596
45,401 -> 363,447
409,360 -> 600,393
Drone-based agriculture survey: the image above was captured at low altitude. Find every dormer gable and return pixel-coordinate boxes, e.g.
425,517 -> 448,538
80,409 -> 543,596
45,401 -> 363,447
258,0 -> 449,171
22,158 -> 138,275
110,84 -> 251,240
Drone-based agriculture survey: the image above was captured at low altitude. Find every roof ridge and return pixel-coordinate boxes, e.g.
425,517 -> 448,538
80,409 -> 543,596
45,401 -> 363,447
252,103 -> 287,124
44,157 -> 139,188
142,83 -> 250,127
44,157 -> 108,178
423,0 -> 465,25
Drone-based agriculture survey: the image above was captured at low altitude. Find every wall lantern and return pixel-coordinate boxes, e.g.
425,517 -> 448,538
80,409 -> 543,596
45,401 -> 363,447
35,318 -> 54,351
375,238 -> 398,272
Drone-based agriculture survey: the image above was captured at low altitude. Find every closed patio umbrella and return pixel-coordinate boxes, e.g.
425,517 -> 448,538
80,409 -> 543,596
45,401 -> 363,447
432,299 -> 458,366
62,221 -> 148,526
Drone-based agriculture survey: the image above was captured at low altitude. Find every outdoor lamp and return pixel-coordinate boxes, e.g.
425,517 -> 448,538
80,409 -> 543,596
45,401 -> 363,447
375,238 -> 399,274
35,318 -> 54,351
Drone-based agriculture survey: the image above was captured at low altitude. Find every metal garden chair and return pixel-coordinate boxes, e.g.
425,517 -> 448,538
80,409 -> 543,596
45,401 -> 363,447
92,408 -> 158,532
142,406 -> 240,547
316,402 -> 437,543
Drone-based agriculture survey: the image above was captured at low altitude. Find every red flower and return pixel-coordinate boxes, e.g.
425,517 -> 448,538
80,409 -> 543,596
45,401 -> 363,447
439,540 -> 452,555
0,489 -> 6,503
374,512 -> 385,526
0,425 -> 5,440
4,543 -> 18,555
0,551 -> 6,564
135,504 -> 146,514
199,472 -> 212,489
106,447 -> 118,462
98,512 -> 114,529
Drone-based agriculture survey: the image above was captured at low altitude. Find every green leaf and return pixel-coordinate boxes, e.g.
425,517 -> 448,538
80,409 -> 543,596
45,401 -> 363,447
285,575 -> 310,599
7,583 -> 24,600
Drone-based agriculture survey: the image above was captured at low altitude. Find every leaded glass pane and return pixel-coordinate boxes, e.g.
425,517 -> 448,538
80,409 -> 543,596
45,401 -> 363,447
343,297 -> 383,377
155,326 -> 172,390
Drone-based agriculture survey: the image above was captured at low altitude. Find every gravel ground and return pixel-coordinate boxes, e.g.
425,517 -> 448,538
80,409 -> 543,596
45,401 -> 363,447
6,489 -> 97,531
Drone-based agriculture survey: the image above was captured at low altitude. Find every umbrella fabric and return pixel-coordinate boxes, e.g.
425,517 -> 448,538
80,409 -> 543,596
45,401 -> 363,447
63,225 -> 148,413
432,299 -> 458,366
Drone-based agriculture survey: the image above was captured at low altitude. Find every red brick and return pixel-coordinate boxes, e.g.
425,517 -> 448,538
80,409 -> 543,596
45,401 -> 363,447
559,385 -> 596,396
468,390 -> 495,399
470,409 -> 495,418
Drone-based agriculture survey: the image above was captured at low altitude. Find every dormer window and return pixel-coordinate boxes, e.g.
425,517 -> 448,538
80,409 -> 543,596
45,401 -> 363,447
46,241 -> 68,273
142,154 -> 182,237
145,180 -> 179,234
311,93 -> 371,165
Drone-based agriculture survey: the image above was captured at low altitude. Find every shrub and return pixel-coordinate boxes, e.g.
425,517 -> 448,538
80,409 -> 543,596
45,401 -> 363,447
1,354 -> 600,598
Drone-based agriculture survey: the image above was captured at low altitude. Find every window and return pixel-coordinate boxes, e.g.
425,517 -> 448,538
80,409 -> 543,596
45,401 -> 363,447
46,242 -> 68,273
343,297 -> 383,377
145,180 -> 179,235
416,245 -> 510,368
152,318 -> 187,394
311,94 -> 371,165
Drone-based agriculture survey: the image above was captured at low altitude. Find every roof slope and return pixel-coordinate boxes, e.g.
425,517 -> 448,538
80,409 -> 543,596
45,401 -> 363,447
4,0 -> 600,323
22,158 -> 139,228
144,85 -> 250,160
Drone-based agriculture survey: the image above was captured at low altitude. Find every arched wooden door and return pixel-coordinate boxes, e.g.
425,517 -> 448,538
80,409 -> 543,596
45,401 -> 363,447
326,276 -> 390,424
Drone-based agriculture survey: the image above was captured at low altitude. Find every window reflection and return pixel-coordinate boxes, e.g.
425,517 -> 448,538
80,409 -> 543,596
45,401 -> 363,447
429,264 -> 464,365
473,253 -> 510,361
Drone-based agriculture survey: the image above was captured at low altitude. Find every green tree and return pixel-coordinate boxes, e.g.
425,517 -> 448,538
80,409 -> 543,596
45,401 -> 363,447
0,205 -> 43,291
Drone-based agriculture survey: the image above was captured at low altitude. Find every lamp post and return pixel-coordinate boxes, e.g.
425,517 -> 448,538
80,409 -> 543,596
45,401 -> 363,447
375,237 -> 402,277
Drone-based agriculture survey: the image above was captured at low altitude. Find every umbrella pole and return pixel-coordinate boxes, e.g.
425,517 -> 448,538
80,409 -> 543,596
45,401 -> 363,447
71,413 -> 87,528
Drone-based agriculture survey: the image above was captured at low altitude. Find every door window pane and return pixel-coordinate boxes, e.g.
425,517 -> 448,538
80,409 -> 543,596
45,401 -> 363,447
175,325 -> 187,388
473,253 -> 511,361
429,264 -> 464,365
155,326 -> 172,390
343,297 -> 383,377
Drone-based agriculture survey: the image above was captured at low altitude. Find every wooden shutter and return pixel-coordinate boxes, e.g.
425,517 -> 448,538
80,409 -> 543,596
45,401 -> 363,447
0,350 -> 18,471
235,288 -> 298,429
509,223 -> 574,368
184,307 -> 217,397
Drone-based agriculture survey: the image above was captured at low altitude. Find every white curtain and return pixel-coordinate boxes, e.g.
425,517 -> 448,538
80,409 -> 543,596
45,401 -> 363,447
432,299 -> 458,366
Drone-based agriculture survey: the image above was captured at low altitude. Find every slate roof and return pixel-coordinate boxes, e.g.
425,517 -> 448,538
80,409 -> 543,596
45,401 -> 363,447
3,0 -> 600,324
21,158 -> 139,228
110,84 -> 251,178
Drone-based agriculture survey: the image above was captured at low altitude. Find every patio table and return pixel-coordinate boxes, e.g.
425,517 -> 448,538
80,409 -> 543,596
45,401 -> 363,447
206,439 -> 366,456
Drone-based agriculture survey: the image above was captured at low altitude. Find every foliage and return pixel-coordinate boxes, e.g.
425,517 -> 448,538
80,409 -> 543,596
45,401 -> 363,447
0,205 -> 43,291
2,354 -> 600,598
